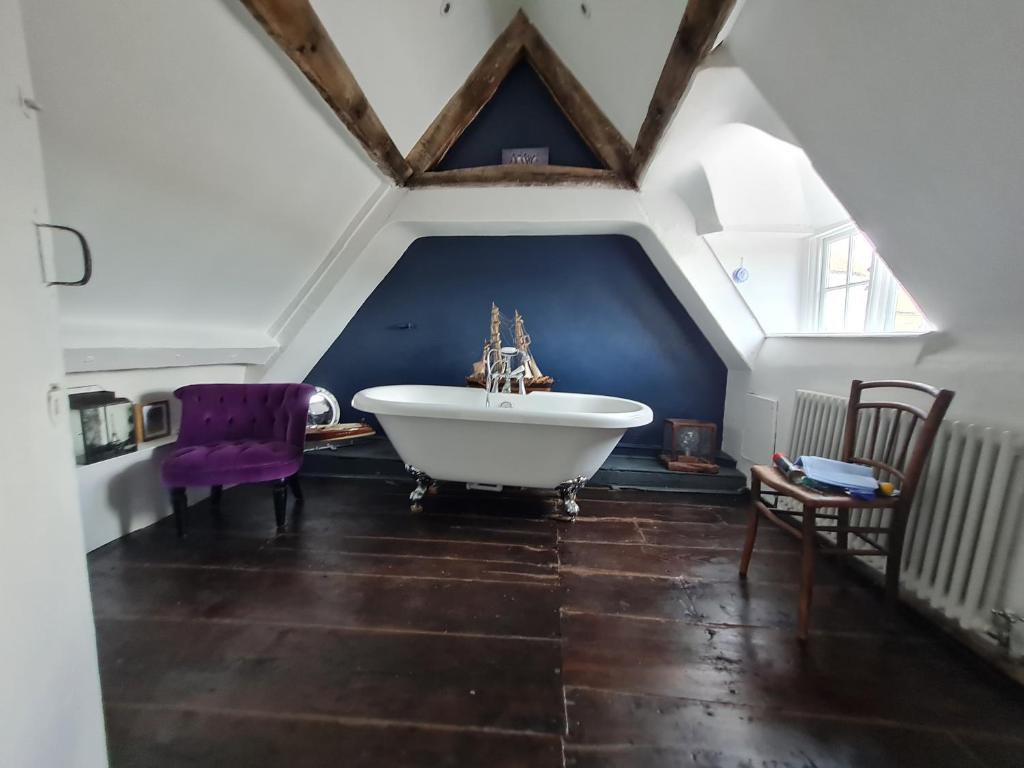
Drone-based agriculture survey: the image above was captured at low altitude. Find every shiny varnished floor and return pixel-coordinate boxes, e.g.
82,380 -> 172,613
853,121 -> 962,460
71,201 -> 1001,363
90,477 -> 1024,767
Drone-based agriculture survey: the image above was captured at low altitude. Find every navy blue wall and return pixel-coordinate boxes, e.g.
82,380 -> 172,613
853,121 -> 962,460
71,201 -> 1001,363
435,60 -> 601,170
306,235 -> 726,449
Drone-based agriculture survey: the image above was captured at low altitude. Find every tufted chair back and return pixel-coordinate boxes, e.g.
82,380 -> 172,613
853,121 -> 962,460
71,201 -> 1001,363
174,383 -> 315,449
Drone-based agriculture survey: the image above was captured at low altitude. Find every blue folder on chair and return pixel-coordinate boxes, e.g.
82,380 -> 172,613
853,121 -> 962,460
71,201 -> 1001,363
797,456 -> 879,496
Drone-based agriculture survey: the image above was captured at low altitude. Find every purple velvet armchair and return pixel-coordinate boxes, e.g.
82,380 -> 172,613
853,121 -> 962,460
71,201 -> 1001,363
161,383 -> 315,536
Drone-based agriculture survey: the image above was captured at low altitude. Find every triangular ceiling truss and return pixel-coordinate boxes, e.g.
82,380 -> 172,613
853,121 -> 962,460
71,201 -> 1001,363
406,10 -> 631,188
241,1 -> 736,188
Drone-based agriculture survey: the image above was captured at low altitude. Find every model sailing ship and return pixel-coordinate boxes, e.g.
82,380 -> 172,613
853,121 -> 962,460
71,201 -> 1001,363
467,303 -> 554,391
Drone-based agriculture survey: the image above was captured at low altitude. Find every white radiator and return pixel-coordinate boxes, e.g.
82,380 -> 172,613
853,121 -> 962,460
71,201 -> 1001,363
789,389 -> 1024,657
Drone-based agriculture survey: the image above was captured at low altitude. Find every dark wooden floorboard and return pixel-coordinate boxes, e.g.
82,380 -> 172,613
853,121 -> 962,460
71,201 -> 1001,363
559,517 -> 793,550
564,688 -> 988,768
637,518 -> 794,549
92,534 -> 555,581
105,705 -> 563,768
97,617 -> 563,733
562,612 -> 1023,733
90,477 -> 1024,767
559,540 -> 846,584
172,505 -> 556,546
959,735 -> 1024,768
561,573 -> 929,635
91,565 -> 560,637
571,497 -> 751,525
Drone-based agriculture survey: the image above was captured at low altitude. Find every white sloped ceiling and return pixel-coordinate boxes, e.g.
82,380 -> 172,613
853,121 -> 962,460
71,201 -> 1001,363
313,0 -> 690,152
519,0 -> 686,145
726,0 -> 1024,348
313,0 -> 524,155
23,0 -> 381,351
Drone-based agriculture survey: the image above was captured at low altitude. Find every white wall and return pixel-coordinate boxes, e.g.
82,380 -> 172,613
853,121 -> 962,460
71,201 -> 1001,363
22,0 -> 381,359
711,0 -> 1024,471
641,62 -> 852,338
65,365 -> 247,552
725,333 -> 1024,475
700,123 -> 811,233
644,52 -> 799,192
726,0 -> 1024,349
0,0 -> 107,763
704,232 -> 805,334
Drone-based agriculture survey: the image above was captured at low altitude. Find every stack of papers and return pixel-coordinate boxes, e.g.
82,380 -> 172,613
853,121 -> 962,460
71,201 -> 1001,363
798,456 -> 879,494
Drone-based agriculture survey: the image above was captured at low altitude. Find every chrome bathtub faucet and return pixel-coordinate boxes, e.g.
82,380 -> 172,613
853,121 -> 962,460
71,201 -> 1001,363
485,345 -> 526,406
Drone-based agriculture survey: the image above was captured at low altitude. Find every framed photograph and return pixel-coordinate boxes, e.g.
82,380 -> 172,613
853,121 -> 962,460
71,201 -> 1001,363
501,147 -> 549,165
134,399 -> 171,442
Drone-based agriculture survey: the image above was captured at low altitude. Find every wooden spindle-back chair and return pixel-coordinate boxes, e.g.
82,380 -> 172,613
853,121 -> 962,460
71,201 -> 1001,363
739,380 -> 955,640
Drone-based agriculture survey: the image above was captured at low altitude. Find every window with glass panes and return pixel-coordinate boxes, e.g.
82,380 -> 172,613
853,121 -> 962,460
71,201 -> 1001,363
892,288 -> 927,332
821,228 -> 873,332
815,226 -> 927,333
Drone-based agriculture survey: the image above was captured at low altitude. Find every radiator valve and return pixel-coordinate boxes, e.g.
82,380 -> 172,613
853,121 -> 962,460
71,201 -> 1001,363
991,609 -> 1024,658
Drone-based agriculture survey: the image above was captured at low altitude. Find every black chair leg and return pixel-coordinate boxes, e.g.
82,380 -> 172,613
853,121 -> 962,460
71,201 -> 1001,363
287,474 -> 304,502
171,488 -> 188,538
210,485 -> 223,511
272,479 -> 287,528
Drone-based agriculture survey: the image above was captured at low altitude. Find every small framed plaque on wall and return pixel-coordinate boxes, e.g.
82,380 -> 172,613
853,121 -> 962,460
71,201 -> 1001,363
501,147 -> 549,165
134,399 -> 171,442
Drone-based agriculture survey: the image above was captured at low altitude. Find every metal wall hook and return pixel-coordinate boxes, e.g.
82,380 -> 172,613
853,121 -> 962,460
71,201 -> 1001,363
36,223 -> 92,286
18,88 -> 42,117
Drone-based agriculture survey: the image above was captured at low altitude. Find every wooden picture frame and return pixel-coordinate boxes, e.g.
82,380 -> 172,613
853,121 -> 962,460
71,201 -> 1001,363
134,399 -> 171,442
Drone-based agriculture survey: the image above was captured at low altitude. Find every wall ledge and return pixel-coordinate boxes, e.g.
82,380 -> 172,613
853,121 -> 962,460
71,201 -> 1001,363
765,331 -> 935,341
64,345 -> 276,373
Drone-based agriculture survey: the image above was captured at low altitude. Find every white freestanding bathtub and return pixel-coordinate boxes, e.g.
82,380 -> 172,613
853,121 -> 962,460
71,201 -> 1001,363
352,384 -> 653,518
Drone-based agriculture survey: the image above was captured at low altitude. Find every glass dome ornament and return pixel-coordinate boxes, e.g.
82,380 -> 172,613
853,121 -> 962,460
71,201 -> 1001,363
307,386 -> 341,427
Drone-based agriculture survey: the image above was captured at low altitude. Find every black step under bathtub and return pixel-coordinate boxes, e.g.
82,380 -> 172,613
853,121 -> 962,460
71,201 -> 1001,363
301,436 -> 746,495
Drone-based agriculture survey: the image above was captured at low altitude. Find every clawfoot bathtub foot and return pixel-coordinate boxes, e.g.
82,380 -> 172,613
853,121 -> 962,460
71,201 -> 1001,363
555,476 -> 587,521
406,465 -> 435,513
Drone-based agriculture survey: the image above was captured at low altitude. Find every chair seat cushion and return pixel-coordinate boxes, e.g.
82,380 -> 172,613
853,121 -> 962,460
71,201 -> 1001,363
161,439 -> 303,488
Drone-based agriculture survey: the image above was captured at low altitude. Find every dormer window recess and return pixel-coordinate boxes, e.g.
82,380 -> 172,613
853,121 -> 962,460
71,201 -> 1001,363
806,224 -> 928,334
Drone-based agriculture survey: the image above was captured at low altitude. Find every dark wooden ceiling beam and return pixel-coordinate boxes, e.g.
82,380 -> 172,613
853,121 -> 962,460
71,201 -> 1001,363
407,165 -> 632,189
630,0 -> 738,185
406,11 -> 530,175
405,10 -> 634,188
241,0 -> 411,184
242,2 -> 737,190
521,24 -> 633,179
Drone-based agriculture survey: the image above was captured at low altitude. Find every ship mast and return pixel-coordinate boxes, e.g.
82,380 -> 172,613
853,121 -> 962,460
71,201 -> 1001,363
477,302 -> 502,373
489,302 -> 502,351
514,309 -> 544,380
470,303 -> 552,389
